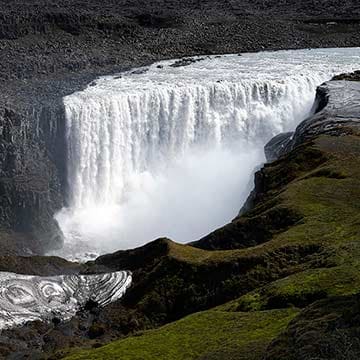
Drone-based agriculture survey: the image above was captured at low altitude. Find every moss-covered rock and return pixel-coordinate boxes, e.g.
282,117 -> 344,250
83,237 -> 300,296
220,265 -> 360,312
265,295 -> 360,360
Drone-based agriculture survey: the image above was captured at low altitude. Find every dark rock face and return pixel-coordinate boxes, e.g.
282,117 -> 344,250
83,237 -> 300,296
0,78 -> 98,255
332,69 -> 360,81
264,132 -> 293,163
0,100 -> 67,254
263,79 -> 360,162
292,80 -> 360,145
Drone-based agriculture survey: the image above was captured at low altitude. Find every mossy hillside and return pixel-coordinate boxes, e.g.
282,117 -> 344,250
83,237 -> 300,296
217,134 -> 360,311
265,294 -> 360,360
64,308 -> 298,360
58,130 -> 360,358
219,264 -> 360,312
94,237 -> 320,329
274,135 -> 360,261
87,134 -> 360,332
0,254 -> 81,275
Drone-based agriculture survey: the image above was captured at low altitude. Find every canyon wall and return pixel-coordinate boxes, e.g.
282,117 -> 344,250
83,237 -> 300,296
0,99 -> 66,254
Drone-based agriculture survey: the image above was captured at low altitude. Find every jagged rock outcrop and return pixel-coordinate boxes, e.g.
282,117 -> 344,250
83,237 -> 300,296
264,132 -> 294,163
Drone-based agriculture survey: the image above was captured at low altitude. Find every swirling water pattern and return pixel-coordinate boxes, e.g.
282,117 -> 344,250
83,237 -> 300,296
0,271 -> 132,329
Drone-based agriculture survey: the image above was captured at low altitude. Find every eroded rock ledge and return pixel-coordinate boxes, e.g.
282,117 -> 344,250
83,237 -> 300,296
265,71 -> 360,163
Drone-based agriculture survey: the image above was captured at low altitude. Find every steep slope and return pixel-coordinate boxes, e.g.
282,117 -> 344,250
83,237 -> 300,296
265,294 -> 360,360
64,308 -> 298,360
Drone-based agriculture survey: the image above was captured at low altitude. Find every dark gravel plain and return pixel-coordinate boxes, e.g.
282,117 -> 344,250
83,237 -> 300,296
1,0 -> 360,104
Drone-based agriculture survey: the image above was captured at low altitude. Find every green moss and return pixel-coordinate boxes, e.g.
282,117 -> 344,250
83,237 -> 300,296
64,308 -> 298,360
162,137 -> 360,316
71,134 -> 360,359
220,264 -> 360,312
214,135 -> 360,312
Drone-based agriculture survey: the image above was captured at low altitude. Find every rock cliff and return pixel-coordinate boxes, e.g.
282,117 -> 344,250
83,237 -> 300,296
0,98 -> 66,254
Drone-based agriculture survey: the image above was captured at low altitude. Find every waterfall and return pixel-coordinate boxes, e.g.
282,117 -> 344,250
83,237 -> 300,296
55,48 -> 360,259
64,77 -> 321,209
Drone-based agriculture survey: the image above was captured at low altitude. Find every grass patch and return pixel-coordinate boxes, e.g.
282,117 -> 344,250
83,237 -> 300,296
220,264 -> 360,312
64,308 -> 298,360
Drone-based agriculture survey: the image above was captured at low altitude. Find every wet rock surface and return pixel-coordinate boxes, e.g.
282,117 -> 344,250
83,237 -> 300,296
264,132 -> 294,163
264,79 -> 360,161
292,80 -> 360,145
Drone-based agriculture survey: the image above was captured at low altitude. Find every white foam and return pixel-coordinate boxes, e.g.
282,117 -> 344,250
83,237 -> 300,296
0,271 -> 132,329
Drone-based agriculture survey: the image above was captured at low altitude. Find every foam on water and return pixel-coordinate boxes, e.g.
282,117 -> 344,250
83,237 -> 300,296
0,271 -> 132,329
53,48 -> 360,260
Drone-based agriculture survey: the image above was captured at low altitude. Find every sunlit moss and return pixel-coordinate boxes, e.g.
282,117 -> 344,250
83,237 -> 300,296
64,308 -> 298,360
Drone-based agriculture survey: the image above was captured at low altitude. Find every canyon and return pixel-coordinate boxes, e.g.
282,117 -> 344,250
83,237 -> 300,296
0,0 -> 360,359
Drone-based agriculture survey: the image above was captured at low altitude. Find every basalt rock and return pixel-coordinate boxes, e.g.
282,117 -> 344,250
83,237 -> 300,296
263,79 -> 360,162
0,99 -> 67,254
264,132 -> 293,163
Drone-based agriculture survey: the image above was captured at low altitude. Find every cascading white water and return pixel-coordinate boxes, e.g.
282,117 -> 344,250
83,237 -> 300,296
54,48 -> 360,260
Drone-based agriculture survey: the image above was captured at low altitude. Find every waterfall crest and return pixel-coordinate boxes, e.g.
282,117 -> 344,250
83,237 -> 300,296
64,77 -> 321,209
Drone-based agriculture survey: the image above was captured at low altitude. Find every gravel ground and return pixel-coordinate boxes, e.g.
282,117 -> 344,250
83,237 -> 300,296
1,0 -> 360,104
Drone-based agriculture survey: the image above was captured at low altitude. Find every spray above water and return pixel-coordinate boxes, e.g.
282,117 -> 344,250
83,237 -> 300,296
54,48 -> 360,260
